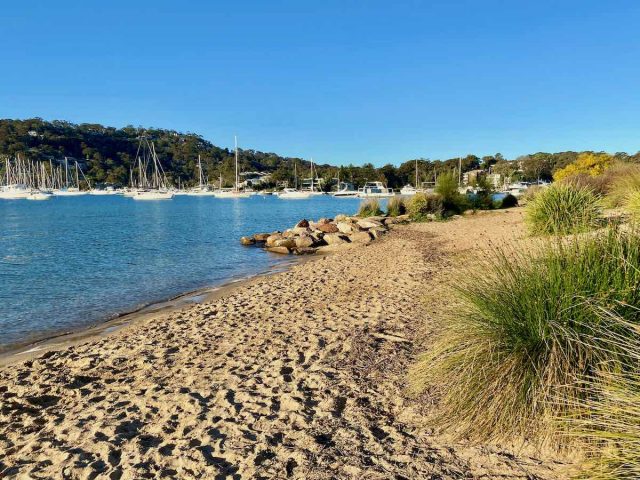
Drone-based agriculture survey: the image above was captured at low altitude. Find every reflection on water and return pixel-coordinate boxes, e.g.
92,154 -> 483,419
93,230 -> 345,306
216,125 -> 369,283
0,195 -> 361,348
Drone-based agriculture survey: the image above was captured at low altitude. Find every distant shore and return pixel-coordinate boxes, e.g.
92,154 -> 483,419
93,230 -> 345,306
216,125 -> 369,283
0,210 -> 567,479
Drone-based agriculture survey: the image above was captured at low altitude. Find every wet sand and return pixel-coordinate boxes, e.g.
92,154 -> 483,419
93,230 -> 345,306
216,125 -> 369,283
0,209 -> 567,479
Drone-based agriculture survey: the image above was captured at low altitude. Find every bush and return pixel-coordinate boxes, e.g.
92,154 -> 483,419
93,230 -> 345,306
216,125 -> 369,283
525,183 -> 601,235
435,172 -> 469,215
406,192 -> 443,221
553,152 -> 613,182
357,198 -> 383,217
604,163 -> 640,207
386,196 -> 406,217
494,193 -> 518,209
410,227 -> 640,443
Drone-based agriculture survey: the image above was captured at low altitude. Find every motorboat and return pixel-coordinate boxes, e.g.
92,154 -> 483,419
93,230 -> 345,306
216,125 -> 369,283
278,188 -> 311,199
357,182 -> 394,198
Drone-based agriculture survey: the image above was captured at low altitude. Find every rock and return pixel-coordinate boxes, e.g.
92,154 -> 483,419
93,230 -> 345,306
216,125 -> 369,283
265,246 -> 290,255
266,234 -> 283,247
350,231 -> 373,244
274,238 -> 297,249
317,218 -> 332,225
282,230 -> 296,238
291,227 -> 311,235
293,247 -> 317,255
357,219 -> 383,229
318,223 -> 339,233
295,235 -> 315,249
369,226 -> 387,239
240,236 -> 256,246
253,233 -> 271,242
336,222 -> 355,234
334,214 -> 349,223
295,219 -> 309,228
324,233 -> 350,245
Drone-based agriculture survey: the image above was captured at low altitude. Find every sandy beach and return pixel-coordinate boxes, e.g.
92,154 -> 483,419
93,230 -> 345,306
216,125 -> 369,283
0,210 -> 567,479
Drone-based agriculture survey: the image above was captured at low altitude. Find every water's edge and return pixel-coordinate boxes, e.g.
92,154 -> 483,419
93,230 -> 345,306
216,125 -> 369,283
0,253 -> 306,365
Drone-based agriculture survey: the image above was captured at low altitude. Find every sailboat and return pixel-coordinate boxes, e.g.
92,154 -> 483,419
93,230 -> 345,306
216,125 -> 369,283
214,136 -> 251,198
400,159 -> 422,195
185,155 -> 216,196
0,156 -> 31,199
129,136 -> 174,200
303,158 -> 324,195
55,158 -> 88,196
278,161 -> 311,199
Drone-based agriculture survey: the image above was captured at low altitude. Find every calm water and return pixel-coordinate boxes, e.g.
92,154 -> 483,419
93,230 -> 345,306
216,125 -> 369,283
0,195 -> 362,349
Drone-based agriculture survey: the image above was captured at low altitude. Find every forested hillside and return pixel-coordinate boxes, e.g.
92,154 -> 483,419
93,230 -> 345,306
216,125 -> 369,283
1,118 -> 638,189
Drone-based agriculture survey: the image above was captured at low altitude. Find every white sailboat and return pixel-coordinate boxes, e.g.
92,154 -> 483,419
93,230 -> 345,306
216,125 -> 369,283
302,158 -> 324,195
186,155 -> 216,196
55,158 -> 88,196
0,157 -> 31,199
278,161 -> 311,199
400,159 -> 422,196
214,136 -> 251,198
130,137 -> 174,200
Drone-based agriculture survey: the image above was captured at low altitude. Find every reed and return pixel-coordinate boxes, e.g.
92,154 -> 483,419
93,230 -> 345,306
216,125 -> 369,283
386,196 -> 406,217
410,227 -> 640,444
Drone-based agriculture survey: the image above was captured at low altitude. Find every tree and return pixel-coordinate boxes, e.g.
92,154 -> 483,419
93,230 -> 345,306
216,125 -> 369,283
553,152 -> 613,181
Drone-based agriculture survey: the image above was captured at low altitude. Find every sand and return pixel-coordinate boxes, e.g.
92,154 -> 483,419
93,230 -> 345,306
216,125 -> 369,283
0,209 -> 568,479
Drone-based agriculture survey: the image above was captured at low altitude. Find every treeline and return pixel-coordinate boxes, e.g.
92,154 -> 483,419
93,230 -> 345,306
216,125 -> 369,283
1,118 -> 639,189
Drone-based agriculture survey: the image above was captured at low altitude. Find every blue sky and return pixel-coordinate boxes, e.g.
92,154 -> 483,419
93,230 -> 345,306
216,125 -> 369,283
2,1 -> 640,166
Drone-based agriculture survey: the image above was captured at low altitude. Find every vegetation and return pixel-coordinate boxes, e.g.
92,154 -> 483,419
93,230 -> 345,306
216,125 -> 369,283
357,199 -> 383,217
603,163 -> 640,207
553,152 -> 614,182
494,193 -> 518,209
386,196 -> 406,217
406,193 -> 443,221
410,228 -> 640,443
525,183 -> 601,235
435,172 -> 468,215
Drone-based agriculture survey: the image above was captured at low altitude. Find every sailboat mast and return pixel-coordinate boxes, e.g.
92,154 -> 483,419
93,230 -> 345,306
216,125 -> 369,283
310,158 -> 314,192
415,159 -> 418,188
234,136 -> 239,192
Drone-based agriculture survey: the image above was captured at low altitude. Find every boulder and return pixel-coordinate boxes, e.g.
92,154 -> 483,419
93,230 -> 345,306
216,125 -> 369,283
295,219 -> 309,228
369,226 -> 387,239
274,238 -> 297,249
357,219 -> 383,229
265,234 -> 283,247
240,236 -> 256,246
350,231 -> 373,244
291,227 -> 311,235
334,214 -> 349,223
318,223 -> 339,233
282,230 -> 296,238
293,247 -> 317,255
295,235 -> 315,249
317,217 -> 332,225
266,246 -> 290,255
336,222 -> 355,234
324,233 -> 350,245
253,233 -> 271,242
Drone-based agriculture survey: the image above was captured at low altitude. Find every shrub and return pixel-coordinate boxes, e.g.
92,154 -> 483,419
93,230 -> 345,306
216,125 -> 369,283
410,227 -> 640,443
357,198 -> 383,217
435,172 -> 469,215
386,196 -> 406,217
521,185 -> 543,203
406,192 -> 443,221
494,193 -> 518,209
525,183 -> 601,235
553,152 -> 613,182
604,163 -> 640,207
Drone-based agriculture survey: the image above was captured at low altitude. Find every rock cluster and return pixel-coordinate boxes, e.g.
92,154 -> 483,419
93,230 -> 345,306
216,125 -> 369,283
240,214 -> 409,255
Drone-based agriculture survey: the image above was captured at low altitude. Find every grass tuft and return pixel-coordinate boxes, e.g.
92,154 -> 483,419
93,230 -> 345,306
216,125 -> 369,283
357,198 -> 383,217
386,196 -> 406,217
410,227 -> 640,444
625,189 -> 640,221
406,192 -> 443,221
525,183 -> 601,235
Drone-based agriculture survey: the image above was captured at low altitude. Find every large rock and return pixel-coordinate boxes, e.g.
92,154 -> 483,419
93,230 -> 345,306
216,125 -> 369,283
293,247 -> 317,255
336,222 -> 355,234
274,238 -> 296,249
295,219 -> 309,228
291,227 -> 311,235
334,214 -> 349,223
350,231 -> 373,244
240,236 -> 255,246
369,226 -> 387,239
317,217 -> 332,225
324,233 -> 350,245
253,233 -> 271,242
282,230 -> 296,238
266,246 -> 290,255
318,223 -> 339,233
357,219 -> 384,229
266,234 -> 283,247
295,235 -> 315,249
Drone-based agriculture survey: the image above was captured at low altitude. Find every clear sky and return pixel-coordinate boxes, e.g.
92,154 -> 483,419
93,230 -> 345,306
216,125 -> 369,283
2,1 -> 640,166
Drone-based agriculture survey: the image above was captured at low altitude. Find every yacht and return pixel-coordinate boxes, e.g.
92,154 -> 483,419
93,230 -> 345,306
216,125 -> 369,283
128,135 -> 174,200
55,158 -> 87,196
26,189 -> 53,201
214,137 -> 251,198
0,184 -> 31,200
278,187 -> 311,199
332,182 -> 358,197
357,181 -> 394,198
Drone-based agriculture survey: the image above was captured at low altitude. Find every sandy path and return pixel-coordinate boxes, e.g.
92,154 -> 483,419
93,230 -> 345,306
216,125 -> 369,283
0,209 -> 564,479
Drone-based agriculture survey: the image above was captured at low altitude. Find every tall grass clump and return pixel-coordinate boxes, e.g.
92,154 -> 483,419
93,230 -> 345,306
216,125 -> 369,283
410,227 -> 640,444
435,171 -> 469,215
406,192 -> 443,221
602,163 -> 640,207
386,196 -> 406,217
357,198 -> 383,217
624,190 -> 640,221
525,183 -> 601,235
561,311 -> 640,479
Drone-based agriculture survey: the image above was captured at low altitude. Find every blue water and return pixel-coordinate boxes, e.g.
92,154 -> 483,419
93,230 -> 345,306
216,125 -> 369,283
0,195 -> 362,349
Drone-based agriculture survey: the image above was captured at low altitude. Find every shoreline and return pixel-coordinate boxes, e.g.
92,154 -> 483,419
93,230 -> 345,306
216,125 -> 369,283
0,210 -> 567,479
0,255 -> 305,366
